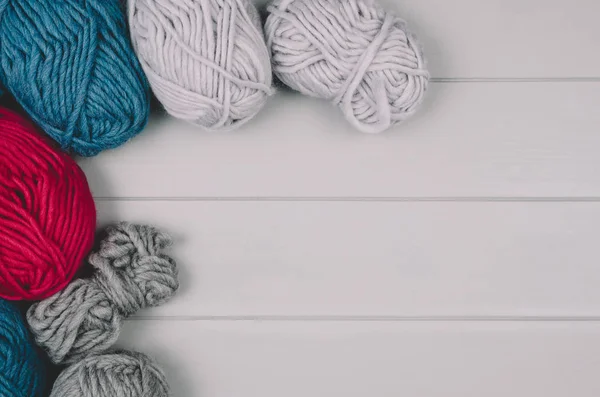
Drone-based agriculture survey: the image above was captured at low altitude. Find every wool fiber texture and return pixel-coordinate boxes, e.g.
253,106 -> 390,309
50,350 -> 169,397
265,0 -> 429,133
0,0 -> 150,156
0,299 -> 45,397
0,106 -> 96,301
129,0 -> 273,130
27,223 -> 179,364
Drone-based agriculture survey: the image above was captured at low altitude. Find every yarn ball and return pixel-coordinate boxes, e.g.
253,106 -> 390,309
27,223 -> 179,364
128,0 -> 273,129
0,299 -> 45,397
0,0 -> 150,156
0,107 -> 96,301
50,350 -> 169,397
265,0 -> 429,133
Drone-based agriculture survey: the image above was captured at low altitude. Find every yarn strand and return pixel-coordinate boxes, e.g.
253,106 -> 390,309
0,299 -> 45,397
334,13 -> 395,133
50,350 -> 170,397
0,0 -> 150,156
265,0 -> 429,133
0,107 -> 96,301
129,0 -> 273,129
27,223 -> 179,364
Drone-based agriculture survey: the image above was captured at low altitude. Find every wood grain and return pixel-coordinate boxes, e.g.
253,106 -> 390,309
118,320 -> 600,397
254,0 -> 600,79
81,83 -> 600,199
97,200 -> 600,317
85,2 -> 600,394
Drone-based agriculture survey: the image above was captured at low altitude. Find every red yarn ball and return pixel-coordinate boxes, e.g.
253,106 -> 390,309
0,107 -> 96,300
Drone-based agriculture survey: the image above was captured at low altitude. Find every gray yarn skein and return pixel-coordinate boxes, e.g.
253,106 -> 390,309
50,350 -> 170,397
27,223 -> 179,364
128,0 -> 274,130
265,0 -> 429,133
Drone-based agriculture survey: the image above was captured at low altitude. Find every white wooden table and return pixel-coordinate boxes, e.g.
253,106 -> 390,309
79,0 -> 600,395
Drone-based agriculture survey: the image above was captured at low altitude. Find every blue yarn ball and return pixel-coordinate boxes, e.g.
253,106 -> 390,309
0,0 -> 150,157
0,299 -> 45,397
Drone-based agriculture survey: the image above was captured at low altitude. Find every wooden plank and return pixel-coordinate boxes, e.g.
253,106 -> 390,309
96,200 -> 600,317
253,0 -> 600,79
117,320 -> 600,397
388,0 -> 600,79
80,83 -> 600,199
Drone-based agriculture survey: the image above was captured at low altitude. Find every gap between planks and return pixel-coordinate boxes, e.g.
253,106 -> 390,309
128,315 -> 600,323
431,77 -> 600,83
95,197 -> 600,203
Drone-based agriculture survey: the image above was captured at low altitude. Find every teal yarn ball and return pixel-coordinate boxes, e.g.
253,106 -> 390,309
0,300 -> 45,397
0,0 -> 150,157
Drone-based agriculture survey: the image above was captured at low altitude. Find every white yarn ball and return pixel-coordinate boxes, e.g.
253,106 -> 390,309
129,0 -> 273,130
265,0 -> 429,133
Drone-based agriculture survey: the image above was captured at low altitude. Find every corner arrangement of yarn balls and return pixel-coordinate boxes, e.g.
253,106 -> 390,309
265,0 -> 429,133
0,299 -> 45,397
128,0 -> 273,130
27,223 -> 179,364
0,107 -> 96,301
0,0 -> 150,156
50,350 -> 169,397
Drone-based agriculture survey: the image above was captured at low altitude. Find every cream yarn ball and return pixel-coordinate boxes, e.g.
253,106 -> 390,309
129,0 -> 273,129
265,0 -> 429,133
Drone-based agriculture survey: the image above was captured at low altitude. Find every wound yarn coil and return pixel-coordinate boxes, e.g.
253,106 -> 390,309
27,223 -> 179,364
0,299 -> 45,397
265,0 -> 429,133
50,350 -> 169,397
0,0 -> 150,156
128,0 -> 273,130
0,107 -> 96,301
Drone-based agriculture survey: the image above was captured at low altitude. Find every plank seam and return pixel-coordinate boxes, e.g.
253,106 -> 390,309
127,315 -> 600,322
94,197 -> 600,203
431,77 -> 600,83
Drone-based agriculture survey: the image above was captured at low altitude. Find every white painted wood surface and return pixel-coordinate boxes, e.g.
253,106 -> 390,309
98,201 -> 600,317
78,0 -> 600,395
117,321 -> 600,397
257,0 -> 600,79
80,83 -> 600,198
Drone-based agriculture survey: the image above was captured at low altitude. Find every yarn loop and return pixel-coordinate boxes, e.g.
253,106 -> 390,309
0,299 -> 45,397
50,351 -> 169,397
265,0 -> 429,133
129,0 -> 273,129
0,107 -> 96,301
92,223 -> 178,316
0,0 -> 150,156
27,223 -> 179,364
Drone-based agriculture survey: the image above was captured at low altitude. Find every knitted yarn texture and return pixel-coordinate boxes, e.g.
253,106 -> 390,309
0,107 -> 96,301
50,350 -> 169,397
0,0 -> 150,156
27,223 -> 179,364
129,0 -> 273,129
0,299 -> 45,397
265,0 -> 429,133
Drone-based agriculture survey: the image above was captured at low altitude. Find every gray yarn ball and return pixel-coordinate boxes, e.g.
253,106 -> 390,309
27,223 -> 179,364
128,0 -> 274,130
50,350 -> 170,397
265,0 -> 429,133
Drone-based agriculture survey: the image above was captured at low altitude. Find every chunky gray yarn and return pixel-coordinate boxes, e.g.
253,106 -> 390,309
128,0 -> 274,130
27,223 -> 179,364
265,0 -> 429,133
50,350 -> 170,397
